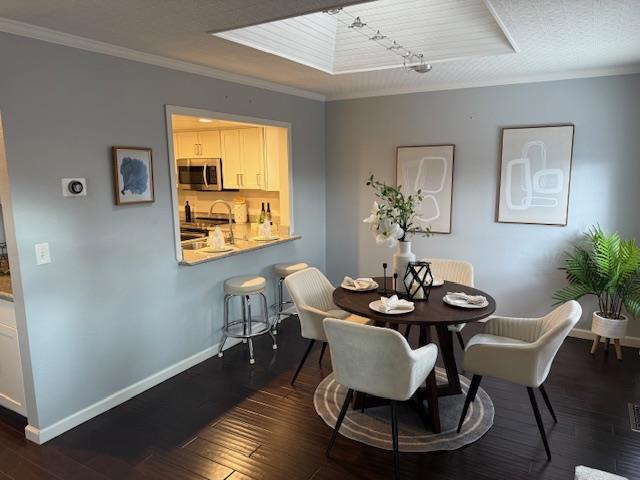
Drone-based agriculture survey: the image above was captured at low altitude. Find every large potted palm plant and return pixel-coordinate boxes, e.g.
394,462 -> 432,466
554,226 -> 640,357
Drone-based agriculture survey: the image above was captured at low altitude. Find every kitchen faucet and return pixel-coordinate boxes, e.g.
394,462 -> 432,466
209,200 -> 234,244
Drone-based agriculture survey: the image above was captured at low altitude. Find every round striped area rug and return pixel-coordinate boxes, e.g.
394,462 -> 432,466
313,368 -> 493,452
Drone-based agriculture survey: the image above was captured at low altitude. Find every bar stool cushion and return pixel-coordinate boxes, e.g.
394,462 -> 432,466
224,275 -> 266,295
275,262 -> 309,277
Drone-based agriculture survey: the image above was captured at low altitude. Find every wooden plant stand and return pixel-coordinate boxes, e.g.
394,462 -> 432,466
590,335 -> 622,360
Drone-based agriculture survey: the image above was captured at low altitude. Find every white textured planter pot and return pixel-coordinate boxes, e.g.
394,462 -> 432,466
591,312 -> 628,340
392,241 -> 415,293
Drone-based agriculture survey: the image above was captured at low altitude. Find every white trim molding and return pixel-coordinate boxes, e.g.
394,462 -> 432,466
0,17 -> 325,102
24,337 -> 241,444
570,328 -> 640,349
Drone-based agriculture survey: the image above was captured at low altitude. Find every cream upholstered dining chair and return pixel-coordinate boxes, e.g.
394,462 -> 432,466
284,267 -> 370,385
323,318 -> 438,480
457,300 -> 582,461
407,258 -> 474,348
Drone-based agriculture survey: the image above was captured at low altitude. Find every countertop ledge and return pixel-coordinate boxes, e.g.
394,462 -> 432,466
180,235 -> 302,266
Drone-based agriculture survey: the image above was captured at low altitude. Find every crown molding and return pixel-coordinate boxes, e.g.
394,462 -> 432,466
0,17 -> 326,102
326,66 -> 640,102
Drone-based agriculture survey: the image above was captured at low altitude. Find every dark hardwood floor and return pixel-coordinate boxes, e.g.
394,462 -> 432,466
0,318 -> 639,479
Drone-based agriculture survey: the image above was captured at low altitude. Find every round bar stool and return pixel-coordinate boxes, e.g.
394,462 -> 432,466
273,262 -> 309,323
218,275 -> 277,365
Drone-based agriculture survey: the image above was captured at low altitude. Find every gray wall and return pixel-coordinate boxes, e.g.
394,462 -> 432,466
326,75 -> 640,335
0,32 -> 326,429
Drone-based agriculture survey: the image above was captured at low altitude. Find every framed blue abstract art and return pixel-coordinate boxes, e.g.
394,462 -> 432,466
112,146 -> 155,205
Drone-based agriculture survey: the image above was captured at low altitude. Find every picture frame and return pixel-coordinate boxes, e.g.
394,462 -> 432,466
497,124 -> 574,226
112,146 -> 155,205
396,144 -> 455,234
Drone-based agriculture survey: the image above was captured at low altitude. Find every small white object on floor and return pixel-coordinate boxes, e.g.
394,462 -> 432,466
575,466 -> 627,480
208,227 -> 226,249
380,295 -> 414,313
342,276 -> 377,291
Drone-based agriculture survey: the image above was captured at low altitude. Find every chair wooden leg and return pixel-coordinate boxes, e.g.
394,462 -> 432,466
590,335 -> 601,354
319,342 -> 328,365
457,374 -> 482,433
326,388 -> 354,457
456,331 -> 465,350
390,400 -> 400,480
527,387 -> 551,461
291,339 -> 315,385
539,384 -> 557,423
614,339 -> 622,360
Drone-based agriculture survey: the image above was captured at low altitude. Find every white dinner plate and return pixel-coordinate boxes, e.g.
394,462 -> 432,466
369,300 -> 415,315
341,282 -> 379,292
443,294 -> 489,309
200,246 -> 234,253
251,236 -> 280,242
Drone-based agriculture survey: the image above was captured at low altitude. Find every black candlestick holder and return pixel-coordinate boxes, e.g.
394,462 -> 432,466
378,263 -> 389,295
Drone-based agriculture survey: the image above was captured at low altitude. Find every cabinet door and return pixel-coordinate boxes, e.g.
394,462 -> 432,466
199,130 -> 221,158
264,127 -> 284,191
220,130 -> 242,189
0,323 -> 26,416
239,128 -> 265,189
175,131 -> 201,158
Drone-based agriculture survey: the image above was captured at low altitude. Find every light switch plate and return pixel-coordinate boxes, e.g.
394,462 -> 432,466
62,178 -> 87,197
35,243 -> 51,265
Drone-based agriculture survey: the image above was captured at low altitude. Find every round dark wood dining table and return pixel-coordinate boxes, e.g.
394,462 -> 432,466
332,277 -> 496,433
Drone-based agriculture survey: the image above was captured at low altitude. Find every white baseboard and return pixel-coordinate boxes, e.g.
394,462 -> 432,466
569,328 -> 640,348
24,337 -> 241,444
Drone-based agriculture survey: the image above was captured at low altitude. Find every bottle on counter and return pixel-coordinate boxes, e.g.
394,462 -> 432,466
266,202 -> 272,225
185,201 -> 192,223
258,202 -> 266,224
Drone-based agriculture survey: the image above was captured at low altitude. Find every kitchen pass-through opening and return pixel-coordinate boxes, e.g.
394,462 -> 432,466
165,106 -> 292,262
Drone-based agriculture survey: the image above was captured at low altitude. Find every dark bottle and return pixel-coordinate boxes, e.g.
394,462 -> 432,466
185,201 -> 192,223
266,202 -> 272,224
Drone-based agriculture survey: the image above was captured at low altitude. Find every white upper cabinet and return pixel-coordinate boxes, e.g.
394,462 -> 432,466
220,130 -> 242,189
239,128 -> 264,189
263,127 -> 287,192
174,130 -> 221,158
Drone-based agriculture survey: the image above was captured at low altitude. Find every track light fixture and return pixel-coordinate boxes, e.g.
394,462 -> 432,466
323,8 -> 431,74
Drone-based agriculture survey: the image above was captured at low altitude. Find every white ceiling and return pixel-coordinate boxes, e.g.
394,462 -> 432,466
216,0 -> 516,75
172,115 -> 264,131
1,0 -> 639,101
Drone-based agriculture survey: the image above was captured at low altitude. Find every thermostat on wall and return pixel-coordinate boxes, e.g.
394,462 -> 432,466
62,178 -> 87,197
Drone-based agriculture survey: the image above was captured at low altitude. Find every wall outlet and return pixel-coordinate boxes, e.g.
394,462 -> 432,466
35,243 -> 51,265
62,178 -> 87,197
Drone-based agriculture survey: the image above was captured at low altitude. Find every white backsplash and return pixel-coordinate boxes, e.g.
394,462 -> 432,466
178,189 -> 282,224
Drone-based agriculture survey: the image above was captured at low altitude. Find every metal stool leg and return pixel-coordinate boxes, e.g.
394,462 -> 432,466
261,293 -> 277,350
218,295 -> 231,357
241,296 -> 248,343
277,277 -> 285,323
246,295 -> 255,364
248,338 -> 255,365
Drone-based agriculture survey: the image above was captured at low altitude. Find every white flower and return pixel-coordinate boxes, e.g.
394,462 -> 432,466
375,218 -> 403,248
362,201 -> 380,224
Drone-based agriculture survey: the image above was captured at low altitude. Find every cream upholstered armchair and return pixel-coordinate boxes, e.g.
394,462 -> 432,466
457,300 -> 582,460
284,267 -> 369,385
323,318 -> 438,480
415,258 -> 474,348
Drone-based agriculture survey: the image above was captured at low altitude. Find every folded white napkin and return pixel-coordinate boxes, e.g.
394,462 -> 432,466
258,221 -> 272,238
342,276 -> 376,290
380,295 -> 414,312
208,227 -> 225,249
446,291 -> 487,305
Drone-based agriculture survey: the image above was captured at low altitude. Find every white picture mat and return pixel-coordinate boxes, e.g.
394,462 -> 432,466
498,126 -> 574,225
397,145 -> 454,234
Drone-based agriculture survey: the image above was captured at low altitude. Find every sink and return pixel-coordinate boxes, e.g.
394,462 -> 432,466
182,241 -> 208,251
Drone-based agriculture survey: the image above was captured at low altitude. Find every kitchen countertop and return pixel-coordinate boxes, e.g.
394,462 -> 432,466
0,274 -> 13,302
180,234 -> 301,266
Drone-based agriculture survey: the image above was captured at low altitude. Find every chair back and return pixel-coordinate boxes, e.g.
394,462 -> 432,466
284,267 -> 336,340
423,258 -> 474,287
533,300 -> 582,385
323,318 -> 437,401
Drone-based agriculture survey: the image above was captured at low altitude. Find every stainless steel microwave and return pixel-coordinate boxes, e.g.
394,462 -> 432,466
177,158 -> 225,191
